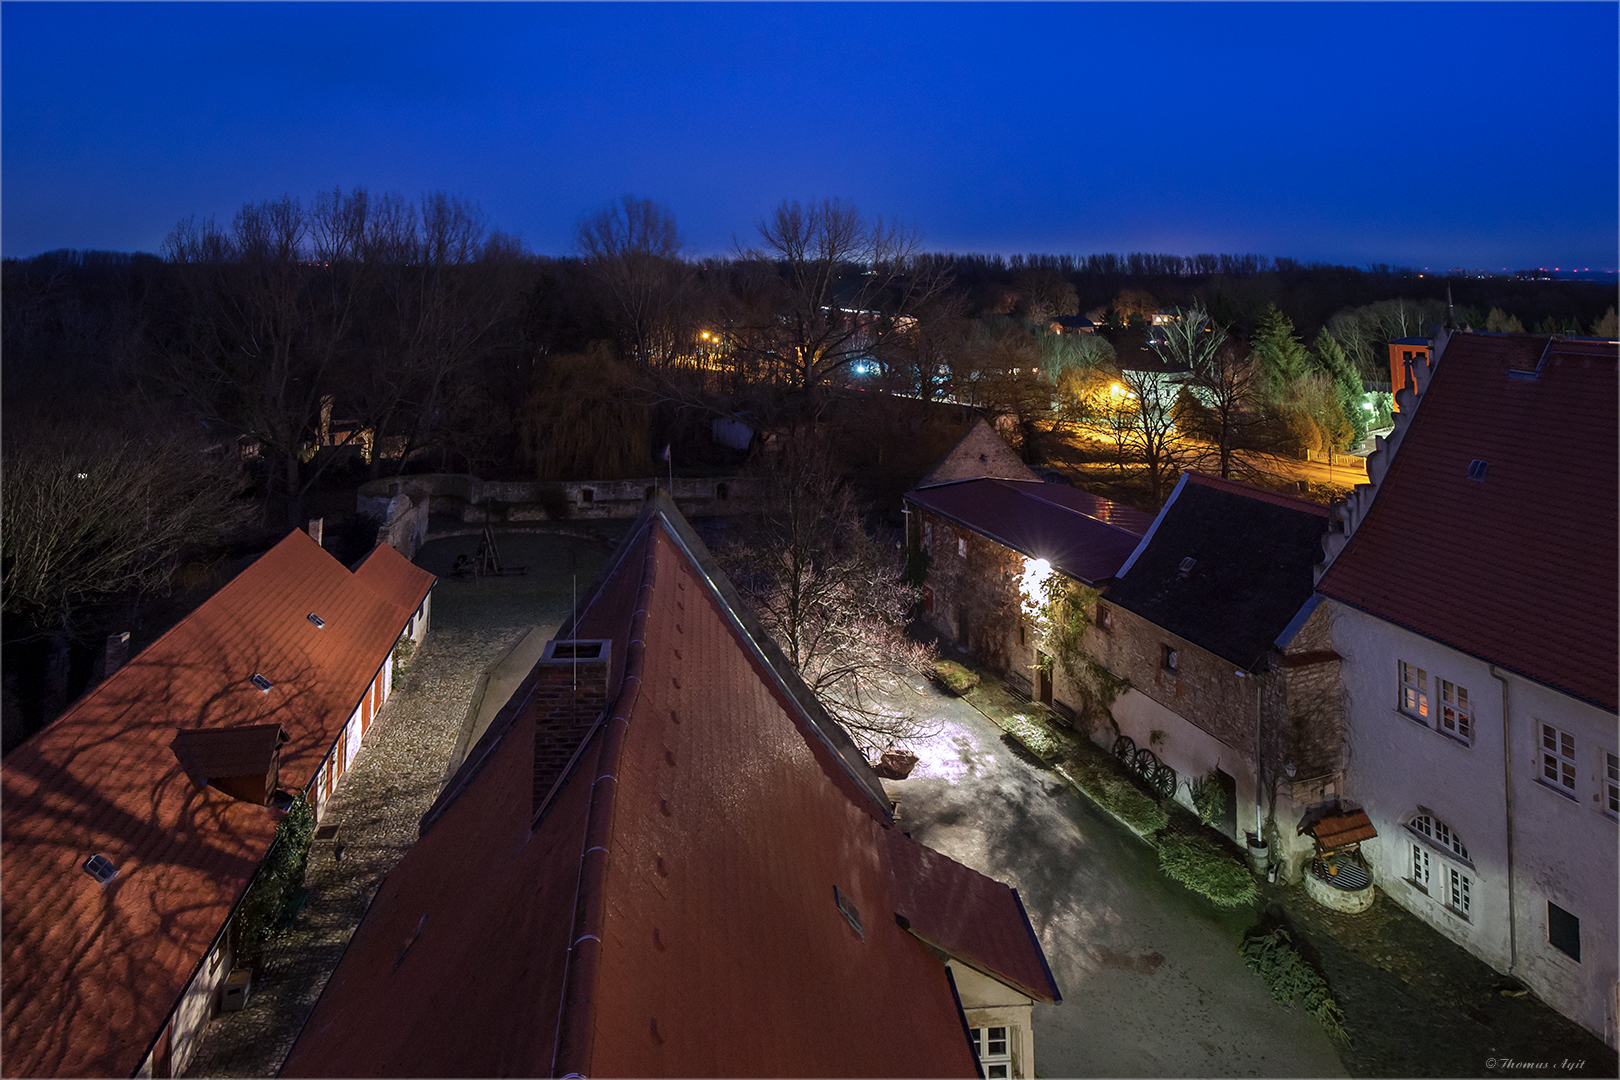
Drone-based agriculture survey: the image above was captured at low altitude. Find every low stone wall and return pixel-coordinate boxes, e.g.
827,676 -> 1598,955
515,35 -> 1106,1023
357,486 -> 432,559
357,473 -> 766,525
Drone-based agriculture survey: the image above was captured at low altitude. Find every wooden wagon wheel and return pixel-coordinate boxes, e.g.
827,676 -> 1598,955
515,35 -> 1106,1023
1151,761 -> 1178,799
1113,735 -> 1136,767
1134,747 -> 1159,777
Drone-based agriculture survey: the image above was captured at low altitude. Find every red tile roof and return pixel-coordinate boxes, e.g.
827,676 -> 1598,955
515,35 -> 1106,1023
283,503 -> 1054,1078
1,531 -> 434,1078
1317,333 -> 1618,712
1306,809 -> 1378,847
907,478 -> 1152,583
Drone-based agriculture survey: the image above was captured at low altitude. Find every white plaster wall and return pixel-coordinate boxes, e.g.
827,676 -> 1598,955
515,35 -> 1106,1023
949,960 -> 1036,1079
1108,688 -> 1260,838
1331,601 -> 1617,1045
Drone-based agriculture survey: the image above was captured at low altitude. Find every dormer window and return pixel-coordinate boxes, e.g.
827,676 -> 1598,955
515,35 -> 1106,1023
1467,460 -> 1489,481
307,613 -> 326,629
251,673 -> 273,693
82,854 -> 119,886
1178,557 -> 1197,577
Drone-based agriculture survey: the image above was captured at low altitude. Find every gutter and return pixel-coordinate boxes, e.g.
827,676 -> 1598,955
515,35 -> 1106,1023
1489,665 -> 1518,976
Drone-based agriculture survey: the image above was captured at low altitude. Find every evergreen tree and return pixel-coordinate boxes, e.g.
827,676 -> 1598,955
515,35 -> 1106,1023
1593,306 -> 1618,338
1250,305 -> 1311,393
1485,307 -> 1525,334
1312,328 -> 1367,450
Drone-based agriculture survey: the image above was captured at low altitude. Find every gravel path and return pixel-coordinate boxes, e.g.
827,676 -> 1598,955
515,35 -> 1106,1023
183,530 -> 617,1078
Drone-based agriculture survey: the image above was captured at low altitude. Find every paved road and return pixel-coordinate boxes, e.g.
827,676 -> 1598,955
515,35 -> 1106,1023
876,677 -> 1348,1078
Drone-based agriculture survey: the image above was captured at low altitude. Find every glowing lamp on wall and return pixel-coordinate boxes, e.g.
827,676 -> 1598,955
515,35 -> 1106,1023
1020,556 -> 1054,618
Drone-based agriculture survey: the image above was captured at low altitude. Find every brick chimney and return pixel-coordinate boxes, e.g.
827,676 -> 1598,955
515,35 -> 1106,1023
308,518 -> 324,547
104,632 -> 130,679
533,639 -> 612,814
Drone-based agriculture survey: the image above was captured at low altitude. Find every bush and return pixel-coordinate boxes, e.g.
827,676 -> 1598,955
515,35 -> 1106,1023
1000,712 -> 1065,761
1157,828 -> 1258,908
1242,928 -> 1348,1043
234,796 -> 316,957
933,660 -> 980,695
1063,745 -> 1169,837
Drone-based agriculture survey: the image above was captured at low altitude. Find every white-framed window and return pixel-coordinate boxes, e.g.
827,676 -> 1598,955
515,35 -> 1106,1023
1161,645 -> 1178,673
969,1026 -> 1013,1079
1410,843 -> 1431,893
1409,813 -> 1469,859
1447,866 -> 1472,919
1606,752 -> 1618,817
1439,679 -> 1472,744
1399,660 -> 1429,720
1540,723 -> 1576,793
1097,604 -> 1112,633
957,536 -> 967,558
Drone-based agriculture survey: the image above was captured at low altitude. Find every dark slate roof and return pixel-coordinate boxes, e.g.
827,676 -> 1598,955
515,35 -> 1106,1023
1107,473 -> 1330,670
905,479 -> 1152,584
1390,336 -> 1430,346
1317,333 -> 1618,712
1052,315 -> 1096,329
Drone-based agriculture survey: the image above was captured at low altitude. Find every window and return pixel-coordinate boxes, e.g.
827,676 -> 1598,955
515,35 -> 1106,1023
1466,459 -> 1490,481
306,612 -> 325,629
81,853 -> 119,886
1541,723 -> 1576,793
833,886 -> 863,941
250,673 -> 274,693
957,536 -> 966,558
580,488 -> 593,504
969,1026 -> 1013,1079
1447,867 -> 1472,919
1161,645 -> 1178,673
1548,902 -> 1581,962
1097,605 -> 1112,633
1438,680 -> 1472,743
1606,752 -> 1618,816
1409,813 -> 1468,859
715,483 -> 728,500
923,523 -> 932,554
1399,661 -> 1428,720
1410,843 -> 1430,893
1018,624 -> 1026,647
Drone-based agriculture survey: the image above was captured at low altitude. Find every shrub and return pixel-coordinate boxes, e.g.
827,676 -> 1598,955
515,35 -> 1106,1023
1156,828 -> 1258,908
1190,770 -> 1228,827
933,660 -> 980,695
234,796 -> 316,957
1242,928 -> 1349,1043
1063,744 -> 1168,837
1000,712 -> 1065,761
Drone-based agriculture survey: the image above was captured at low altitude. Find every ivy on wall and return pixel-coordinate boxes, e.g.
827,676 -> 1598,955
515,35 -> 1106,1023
1037,575 -> 1128,729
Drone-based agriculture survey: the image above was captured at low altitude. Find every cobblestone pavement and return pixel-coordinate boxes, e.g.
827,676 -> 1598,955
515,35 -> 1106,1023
183,529 -> 618,1078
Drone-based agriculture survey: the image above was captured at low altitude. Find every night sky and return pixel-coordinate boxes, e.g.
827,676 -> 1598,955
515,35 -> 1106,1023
4,2 -> 1616,269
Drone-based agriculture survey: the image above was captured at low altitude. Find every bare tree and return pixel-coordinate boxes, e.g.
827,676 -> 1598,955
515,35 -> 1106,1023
576,195 -> 692,369
728,198 -> 952,403
1117,363 -> 1190,505
717,439 -> 938,755
2,423 -> 253,643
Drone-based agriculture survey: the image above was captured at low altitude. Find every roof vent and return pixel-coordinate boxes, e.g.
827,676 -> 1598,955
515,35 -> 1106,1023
1466,460 -> 1489,481
1178,557 -> 1197,577
834,885 -> 864,941
548,641 -> 603,660
306,613 -> 325,629
250,673 -> 273,693
82,854 -> 119,886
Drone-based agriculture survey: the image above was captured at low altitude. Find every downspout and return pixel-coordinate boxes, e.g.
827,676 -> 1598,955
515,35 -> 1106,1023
1489,664 -> 1517,975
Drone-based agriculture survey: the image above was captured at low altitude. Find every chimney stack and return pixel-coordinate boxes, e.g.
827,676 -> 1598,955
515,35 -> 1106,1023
104,632 -> 130,679
532,639 -> 612,815
308,518 -> 324,547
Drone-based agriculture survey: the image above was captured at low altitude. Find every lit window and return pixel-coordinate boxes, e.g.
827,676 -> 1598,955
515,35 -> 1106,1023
1606,752 -> 1618,816
1161,645 -> 1178,673
1541,723 -> 1576,793
1097,605 -> 1112,633
958,537 -> 966,558
969,1026 -> 1013,1079
1439,680 -> 1471,744
1399,661 -> 1428,720
1548,902 -> 1581,962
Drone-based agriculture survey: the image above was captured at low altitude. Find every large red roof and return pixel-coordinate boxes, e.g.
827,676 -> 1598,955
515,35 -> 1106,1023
1,531 -> 434,1077
907,478 -> 1152,583
1317,333 -> 1618,711
283,503 -> 1055,1078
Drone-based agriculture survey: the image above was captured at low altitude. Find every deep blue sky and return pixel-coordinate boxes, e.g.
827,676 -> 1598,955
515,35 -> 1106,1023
4,2 -> 1616,269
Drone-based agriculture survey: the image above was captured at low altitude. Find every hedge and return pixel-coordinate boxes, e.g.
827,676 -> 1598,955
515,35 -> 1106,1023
1156,828 -> 1258,908
933,660 -> 981,695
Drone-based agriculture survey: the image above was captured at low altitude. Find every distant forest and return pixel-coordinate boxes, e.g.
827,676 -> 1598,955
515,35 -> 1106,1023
2,190 -> 1615,749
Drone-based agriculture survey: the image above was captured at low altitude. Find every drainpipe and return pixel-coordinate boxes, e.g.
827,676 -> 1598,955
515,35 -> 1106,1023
1489,664 -> 1517,975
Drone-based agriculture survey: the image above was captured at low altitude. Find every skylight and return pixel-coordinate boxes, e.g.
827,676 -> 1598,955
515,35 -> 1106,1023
834,885 -> 864,941
82,854 -> 119,886
1466,460 -> 1490,481
1178,557 -> 1197,576
306,613 -> 325,629
251,673 -> 274,693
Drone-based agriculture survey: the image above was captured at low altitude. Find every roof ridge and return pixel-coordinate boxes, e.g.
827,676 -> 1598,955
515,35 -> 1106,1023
1182,471 -> 1330,517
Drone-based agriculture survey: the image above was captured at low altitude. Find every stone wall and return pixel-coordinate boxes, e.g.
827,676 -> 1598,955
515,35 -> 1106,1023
913,508 -> 1022,668
358,474 -> 768,525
